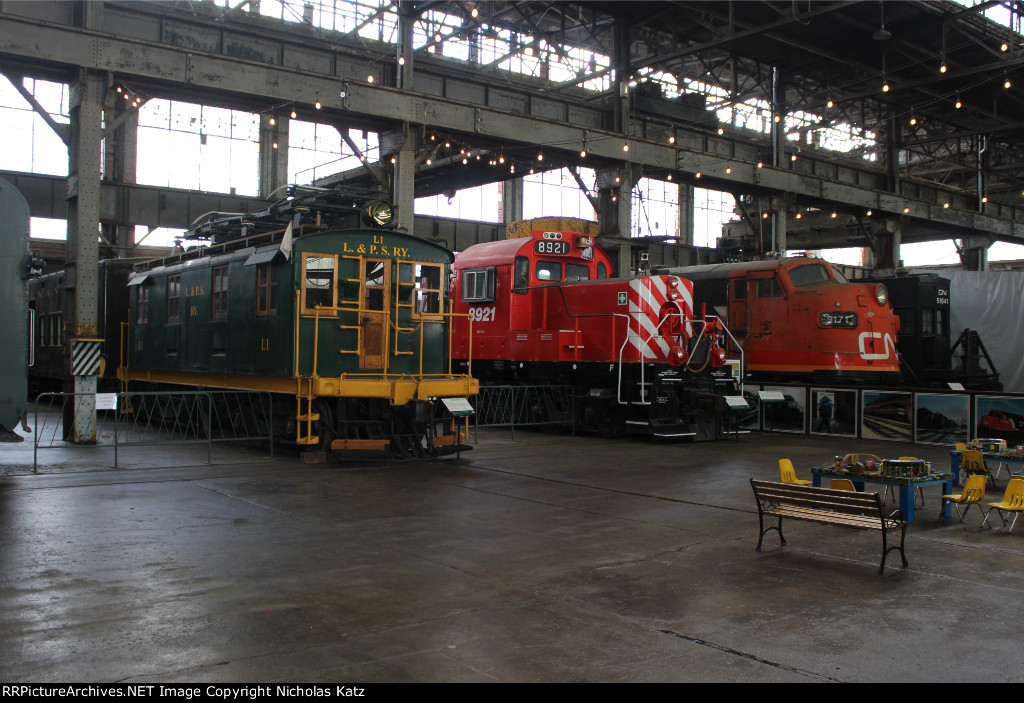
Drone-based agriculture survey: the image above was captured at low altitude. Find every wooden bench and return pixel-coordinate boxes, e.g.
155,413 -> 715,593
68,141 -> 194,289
750,479 -> 909,574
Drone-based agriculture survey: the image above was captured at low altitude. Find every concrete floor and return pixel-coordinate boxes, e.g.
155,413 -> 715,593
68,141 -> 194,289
1,427 -> 1022,683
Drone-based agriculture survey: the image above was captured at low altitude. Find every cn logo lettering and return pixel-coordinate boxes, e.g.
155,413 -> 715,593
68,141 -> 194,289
857,332 -> 897,360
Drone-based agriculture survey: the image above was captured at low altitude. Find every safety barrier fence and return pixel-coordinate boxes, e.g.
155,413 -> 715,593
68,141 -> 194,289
469,385 -> 575,440
32,391 -> 274,471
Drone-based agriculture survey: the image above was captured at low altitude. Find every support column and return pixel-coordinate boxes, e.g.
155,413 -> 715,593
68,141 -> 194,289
65,69 -> 105,443
104,93 -> 139,257
500,178 -> 524,224
396,1 -> 415,90
677,183 -> 694,246
866,217 -> 901,272
259,114 -> 289,199
390,123 -> 418,233
959,234 -> 993,271
597,165 -> 635,278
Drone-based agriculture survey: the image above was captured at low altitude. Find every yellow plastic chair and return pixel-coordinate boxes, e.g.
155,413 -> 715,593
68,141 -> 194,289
830,478 -> 857,491
960,450 -> 995,488
779,458 -> 812,485
941,475 -> 986,527
981,477 -> 1024,533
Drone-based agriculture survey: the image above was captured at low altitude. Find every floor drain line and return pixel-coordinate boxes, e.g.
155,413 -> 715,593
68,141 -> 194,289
657,629 -> 840,682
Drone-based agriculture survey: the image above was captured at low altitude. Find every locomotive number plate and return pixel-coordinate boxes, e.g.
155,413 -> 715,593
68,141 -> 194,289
534,240 -> 570,255
819,312 -> 857,328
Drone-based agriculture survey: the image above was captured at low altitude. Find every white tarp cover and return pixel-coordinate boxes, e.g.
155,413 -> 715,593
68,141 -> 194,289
911,270 -> 1024,393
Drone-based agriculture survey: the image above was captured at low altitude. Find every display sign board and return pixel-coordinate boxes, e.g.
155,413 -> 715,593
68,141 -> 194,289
442,397 -> 475,417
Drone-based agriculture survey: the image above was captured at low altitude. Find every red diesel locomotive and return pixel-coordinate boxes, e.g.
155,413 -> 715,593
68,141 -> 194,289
450,227 -> 733,440
660,258 -> 902,385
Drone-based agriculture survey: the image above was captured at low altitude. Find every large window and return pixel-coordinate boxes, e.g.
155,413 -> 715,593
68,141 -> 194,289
137,100 -> 259,195
0,76 -> 69,176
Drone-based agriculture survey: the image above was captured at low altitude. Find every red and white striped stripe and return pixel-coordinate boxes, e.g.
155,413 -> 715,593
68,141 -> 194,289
626,275 -> 694,360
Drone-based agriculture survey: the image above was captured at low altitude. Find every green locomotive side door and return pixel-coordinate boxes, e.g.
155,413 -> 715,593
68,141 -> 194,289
360,259 -> 390,369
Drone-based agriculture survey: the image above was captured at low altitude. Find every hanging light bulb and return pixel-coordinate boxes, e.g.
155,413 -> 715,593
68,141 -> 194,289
580,149 -> 587,158
291,107 -> 297,118
725,167 -> 732,174
795,213 -> 802,219
622,142 -> 629,152
955,97 -> 962,109
1005,75 -> 1012,89
866,210 -> 873,216
314,94 -> 322,110
668,135 -> 676,144
269,116 -> 276,126
827,99 -> 834,109
1001,42 -> 1010,52
944,202 -> 950,209
909,116 -> 917,126
940,63 -> 947,74
882,82 -> 890,93
667,173 -> 672,181
717,127 -> 724,135
367,74 -> 375,83
398,56 -> 405,66
695,172 -> 702,179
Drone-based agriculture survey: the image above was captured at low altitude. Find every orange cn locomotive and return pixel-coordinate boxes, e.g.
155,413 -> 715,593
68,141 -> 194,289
450,224 -> 733,440
660,258 -> 902,385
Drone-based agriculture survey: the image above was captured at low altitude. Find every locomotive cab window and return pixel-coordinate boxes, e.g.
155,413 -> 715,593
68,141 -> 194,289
513,257 -> 529,294
536,261 -> 561,282
733,279 -> 748,300
597,262 -> 608,280
788,264 -> 830,287
463,268 -> 495,302
415,264 -> 442,317
755,277 -> 782,298
302,254 -> 337,314
565,263 -> 590,281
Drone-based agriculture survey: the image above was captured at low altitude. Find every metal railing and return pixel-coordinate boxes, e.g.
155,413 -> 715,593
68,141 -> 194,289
470,385 -> 575,440
32,390 -> 274,471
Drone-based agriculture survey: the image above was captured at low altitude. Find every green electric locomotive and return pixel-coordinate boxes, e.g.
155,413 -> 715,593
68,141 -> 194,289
118,191 -> 477,455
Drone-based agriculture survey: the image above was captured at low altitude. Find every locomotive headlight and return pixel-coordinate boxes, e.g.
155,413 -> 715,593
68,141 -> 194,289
875,284 -> 889,306
362,200 -> 395,227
